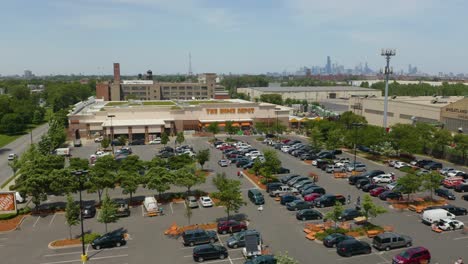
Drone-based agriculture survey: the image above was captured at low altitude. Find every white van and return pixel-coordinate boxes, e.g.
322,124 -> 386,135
15,192 -> 25,203
421,209 -> 455,225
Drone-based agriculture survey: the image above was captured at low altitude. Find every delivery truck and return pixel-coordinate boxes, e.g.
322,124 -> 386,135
143,196 -> 158,217
55,148 -> 70,156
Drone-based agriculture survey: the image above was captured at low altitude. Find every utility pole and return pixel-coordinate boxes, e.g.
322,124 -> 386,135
107,115 -> 115,153
381,49 -> 396,132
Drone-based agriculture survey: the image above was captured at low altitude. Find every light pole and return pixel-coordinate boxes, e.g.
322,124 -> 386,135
275,111 -> 279,141
72,170 -> 88,263
107,115 -> 115,153
352,123 -> 365,171
381,48 -> 396,132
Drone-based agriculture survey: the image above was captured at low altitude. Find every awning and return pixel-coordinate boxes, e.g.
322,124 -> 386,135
232,123 -> 240,127
241,122 -> 251,126
290,118 -> 299,122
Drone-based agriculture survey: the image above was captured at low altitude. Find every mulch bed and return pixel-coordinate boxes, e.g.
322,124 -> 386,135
195,170 -> 210,177
303,160 -> 312,165
50,238 -> 81,247
0,215 -> 26,232
242,170 -> 267,190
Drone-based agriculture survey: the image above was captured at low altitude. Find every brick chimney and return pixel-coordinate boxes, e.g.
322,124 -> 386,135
113,63 -> 121,82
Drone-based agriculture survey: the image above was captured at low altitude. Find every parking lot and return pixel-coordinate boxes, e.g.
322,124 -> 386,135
1,135 -> 468,263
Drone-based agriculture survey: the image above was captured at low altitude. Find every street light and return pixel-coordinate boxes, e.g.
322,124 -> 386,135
107,115 -> 115,153
381,49 -> 396,132
352,123 -> 365,171
72,170 -> 88,263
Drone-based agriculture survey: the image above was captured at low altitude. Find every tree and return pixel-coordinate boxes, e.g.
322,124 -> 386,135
431,129 -> 452,157
421,172 -> 444,201
167,154 -> 195,170
453,133 -> 468,163
207,122 -> 220,138
65,194 -> 80,239
309,127 -> 324,151
0,113 -> 25,134
119,155 -> 144,173
195,149 -> 210,170
174,165 -> 205,195
360,194 -> 387,223
47,118 -> 66,149
276,252 -> 300,264
145,167 -> 172,199
254,122 -> 268,134
161,131 -> 169,146
176,131 -> 185,145
325,129 -> 343,150
338,111 -> 367,129
261,150 -> 281,181
260,94 -> 283,105
225,121 -> 238,138
396,173 -> 422,202
184,202 -> 193,225
101,137 -> 110,149
117,135 -> 127,146
69,158 -> 89,171
118,171 -> 140,204
390,124 -> 422,154
98,192 -> 118,233
251,158 -> 263,176
88,156 -> 118,203
211,173 -> 246,221
325,202 -> 344,228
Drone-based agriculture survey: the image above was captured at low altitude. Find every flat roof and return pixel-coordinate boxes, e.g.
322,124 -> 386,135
101,119 -> 170,127
362,96 -> 465,107
121,80 -> 154,85
242,86 -> 376,92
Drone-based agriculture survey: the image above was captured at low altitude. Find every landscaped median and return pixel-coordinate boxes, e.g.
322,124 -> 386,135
303,221 -> 391,241
48,233 -> 100,249
0,207 -> 31,232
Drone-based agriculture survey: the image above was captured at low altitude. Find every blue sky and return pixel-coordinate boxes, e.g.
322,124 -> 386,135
1,0 -> 467,75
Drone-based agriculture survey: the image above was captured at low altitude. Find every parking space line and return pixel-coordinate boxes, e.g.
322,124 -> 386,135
40,254 -> 128,264
217,234 -> 234,264
141,205 -> 144,217
454,236 -> 468,240
48,214 -> 57,227
33,216 -> 41,228
170,202 -> 174,215
44,247 -> 129,257
336,253 -> 380,261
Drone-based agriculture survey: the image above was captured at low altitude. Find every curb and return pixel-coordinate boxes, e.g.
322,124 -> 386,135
48,240 -> 84,250
0,215 -> 28,234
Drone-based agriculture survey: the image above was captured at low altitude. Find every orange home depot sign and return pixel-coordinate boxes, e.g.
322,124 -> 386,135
0,192 -> 16,213
206,108 -> 255,115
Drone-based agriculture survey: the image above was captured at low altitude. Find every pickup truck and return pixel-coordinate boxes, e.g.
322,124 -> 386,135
269,185 -> 298,197
313,194 -> 346,208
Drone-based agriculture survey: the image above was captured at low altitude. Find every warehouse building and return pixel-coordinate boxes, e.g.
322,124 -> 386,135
68,97 -> 291,143
349,96 -> 466,133
237,86 -> 381,102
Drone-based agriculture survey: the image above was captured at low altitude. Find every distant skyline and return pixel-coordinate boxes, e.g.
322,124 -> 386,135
1,0 -> 467,75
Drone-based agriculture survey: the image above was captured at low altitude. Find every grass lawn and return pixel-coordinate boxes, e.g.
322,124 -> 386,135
187,100 -> 229,105
0,134 -> 22,148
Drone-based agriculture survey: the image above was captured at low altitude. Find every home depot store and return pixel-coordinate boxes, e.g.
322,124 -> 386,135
68,98 -> 291,142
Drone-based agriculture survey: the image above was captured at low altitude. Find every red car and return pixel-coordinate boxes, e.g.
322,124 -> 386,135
370,187 -> 386,197
217,220 -> 247,234
392,247 -> 430,264
442,177 -> 465,188
303,193 -> 322,202
282,139 -> 291,144
219,145 -> 234,151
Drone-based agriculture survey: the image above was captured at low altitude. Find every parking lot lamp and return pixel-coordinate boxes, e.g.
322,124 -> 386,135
72,170 -> 88,263
352,123 -> 365,171
107,115 -> 115,153
381,48 -> 396,132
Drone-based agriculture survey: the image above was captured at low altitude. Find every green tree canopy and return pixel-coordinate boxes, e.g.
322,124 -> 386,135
360,194 -> 387,222
397,173 -> 422,202
211,173 -> 246,221
98,192 -> 118,233
195,149 -> 210,170
173,165 -> 205,194
65,194 -> 80,239
207,122 -> 220,137
176,131 -> 185,145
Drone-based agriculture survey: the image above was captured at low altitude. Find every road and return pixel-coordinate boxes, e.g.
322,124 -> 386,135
0,123 -> 49,186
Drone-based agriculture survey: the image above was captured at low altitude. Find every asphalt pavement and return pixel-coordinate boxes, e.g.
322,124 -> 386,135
0,123 -> 49,186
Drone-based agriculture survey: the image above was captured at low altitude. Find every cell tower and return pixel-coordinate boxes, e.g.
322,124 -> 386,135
188,52 -> 193,77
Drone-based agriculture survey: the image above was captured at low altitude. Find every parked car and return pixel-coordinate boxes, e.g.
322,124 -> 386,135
323,233 -> 355,248
303,193 -> 322,202
355,178 -> 371,189
82,204 -> 96,218
379,191 -> 402,201
346,164 -> 367,172
314,194 -> 346,208
361,183 -> 381,192
226,230 -> 261,249
91,230 -> 126,250
293,180 -> 314,190
437,218 -> 464,231
372,232 -> 412,251
248,189 -> 265,205
236,159 -> 251,168
149,137 -> 161,144
296,209 -> 323,221
447,170 -> 466,177
280,174 -> 300,184
370,187 -> 386,197
301,186 -> 326,196
454,183 -> 468,193
199,196 -> 214,207
325,165 -> 345,173
421,209 -> 455,225
266,182 -> 283,193
280,195 -> 301,205
276,167 -> 291,174
182,229 -> 218,246
392,247 -> 431,264
286,200 -> 313,211
192,244 -> 228,262
217,220 -> 247,234
394,161 -> 411,169
7,153 -> 17,161
440,167 -> 455,176
435,188 -> 456,200
113,198 -> 131,217
424,161 -> 443,170
339,208 -> 362,221
270,185 -> 298,197
287,176 -> 309,187
336,240 -> 371,257
218,160 -> 230,167
372,174 -> 394,184
94,136 -> 103,143
186,196 -> 199,208
129,138 -> 145,145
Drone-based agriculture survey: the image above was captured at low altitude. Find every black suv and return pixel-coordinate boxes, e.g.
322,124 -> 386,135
113,199 -> 131,217
339,209 -> 362,221
182,229 -> 218,247
82,204 -> 96,218
91,230 -> 126,250
336,240 -> 371,257
192,244 -> 228,262
314,194 -> 346,208
455,184 -> 468,193
348,170 -> 385,185
425,205 -> 467,216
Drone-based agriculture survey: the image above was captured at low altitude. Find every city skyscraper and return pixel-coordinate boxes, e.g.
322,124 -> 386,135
326,56 -> 332,74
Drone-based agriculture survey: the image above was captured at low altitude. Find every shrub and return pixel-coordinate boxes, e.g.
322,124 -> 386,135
18,206 -> 31,215
82,233 -> 101,244
225,138 -> 237,142
399,153 -> 415,163
256,137 -> 265,141
399,167 -> 414,173
0,212 -> 18,220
